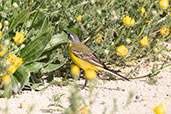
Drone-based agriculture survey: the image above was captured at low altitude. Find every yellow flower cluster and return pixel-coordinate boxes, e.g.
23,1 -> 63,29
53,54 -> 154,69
0,46 -> 8,56
77,15 -> 82,21
139,36 -> 148,46
6,54 -> 23,74
116,45 -> 128,56
70,65 -> 96,80
141,7 -> 146,15
96,34 -> 103,44
13,32 -> 26,44
0,31 -> 25,76
153,104 -> 166,114
160,27 -> 169,36
159,0 -> 169,9
122,16 -> 135,26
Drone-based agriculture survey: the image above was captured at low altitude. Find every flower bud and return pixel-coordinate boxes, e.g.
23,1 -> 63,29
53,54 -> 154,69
126,38 -> 131,44
4,20 -> 9,26
13,2 -> 18,8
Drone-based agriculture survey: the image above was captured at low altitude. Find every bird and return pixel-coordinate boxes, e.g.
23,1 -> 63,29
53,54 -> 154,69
64,30 -> 129,88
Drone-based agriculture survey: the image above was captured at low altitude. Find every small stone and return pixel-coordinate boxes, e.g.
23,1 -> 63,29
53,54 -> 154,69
20,101 -> 31,109
121,89 -> 125,91
101,101 -> 106,105
135,95 -> 140,99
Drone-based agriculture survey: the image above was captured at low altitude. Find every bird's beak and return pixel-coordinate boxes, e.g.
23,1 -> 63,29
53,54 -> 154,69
63,30 -> 69,36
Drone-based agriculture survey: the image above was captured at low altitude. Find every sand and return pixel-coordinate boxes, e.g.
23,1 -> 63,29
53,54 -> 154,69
0,65 -> 170,114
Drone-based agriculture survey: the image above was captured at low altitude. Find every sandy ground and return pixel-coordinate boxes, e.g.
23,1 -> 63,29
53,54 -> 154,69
0,65 -> 170,114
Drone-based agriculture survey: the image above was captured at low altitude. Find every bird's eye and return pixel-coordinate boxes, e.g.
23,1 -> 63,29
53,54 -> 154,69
69,34 -> 74,40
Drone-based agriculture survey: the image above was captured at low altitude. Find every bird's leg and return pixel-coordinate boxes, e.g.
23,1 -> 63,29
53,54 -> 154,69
81,79 -> 88,89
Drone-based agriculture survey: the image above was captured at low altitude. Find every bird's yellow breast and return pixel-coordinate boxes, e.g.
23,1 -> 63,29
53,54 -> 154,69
69,46 -> 102,71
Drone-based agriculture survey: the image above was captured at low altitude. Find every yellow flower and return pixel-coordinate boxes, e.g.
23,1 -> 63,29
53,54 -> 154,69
14,57 -> 23,67
13,32 -> 26,44
116,45 -> 128,56
71,65 -> 80,75
160,27 -> 169,36
97,38 -> 102,44
77,15 -> 82,21
153,104 -> 166,114
0,46 -> 8,56
6,54 -> 23,74
1,74 -> 11,85
80,106 -> 89,114
159,0 -> 169,9
145,13 -> 147,17
141,7 -> 146,15
0,31 -> 2,37
7,64 -> 18,74
85,69 -> 97,80
146,20 -> 152,23
6,54 -> 16,63
140,36 -> 148,46
122,16 -> 135,26
170,8 -> 171,10
0,22 -> 2,29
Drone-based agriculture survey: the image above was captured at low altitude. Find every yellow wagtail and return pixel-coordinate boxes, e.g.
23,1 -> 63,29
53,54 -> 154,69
64,30 -> 129,82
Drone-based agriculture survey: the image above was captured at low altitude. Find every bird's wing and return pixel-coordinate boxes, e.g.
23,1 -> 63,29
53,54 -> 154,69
71,43 -> 106,68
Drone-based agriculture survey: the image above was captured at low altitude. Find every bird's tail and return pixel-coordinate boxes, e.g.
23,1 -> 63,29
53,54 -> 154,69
103,68 -> 130,81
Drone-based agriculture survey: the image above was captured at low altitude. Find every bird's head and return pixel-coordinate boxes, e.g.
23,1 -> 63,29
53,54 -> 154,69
63,30 -> 80,43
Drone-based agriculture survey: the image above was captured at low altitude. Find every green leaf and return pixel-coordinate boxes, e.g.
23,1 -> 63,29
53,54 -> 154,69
20,31 -> 52,64
42,32 -> 68,55
25,62 -> 45,73
39,16 -> 49,33
11,65 -> 30,93
3,84 -> 12,98
9,8 -> 30,31
40,62 -> 65,74
25,61 -> 64,74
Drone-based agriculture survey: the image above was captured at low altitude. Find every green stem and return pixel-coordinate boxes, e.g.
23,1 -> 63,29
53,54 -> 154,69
102,0 -> 116,10
125,28 -> 131,39
126,57 -> 147,64
111,27 -> 125,48
131,25 -> 145,44
127,48 -> 143,59
158,34 -> 171,43
114,64 -> 171,80
9,44 -> 17,53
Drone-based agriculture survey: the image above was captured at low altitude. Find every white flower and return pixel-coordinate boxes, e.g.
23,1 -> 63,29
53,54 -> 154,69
104,49 -> 109,55
5,39 -> 10,46
152,10 -> 157,15
13,2 -> 18,8
4,20 -> 9,26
